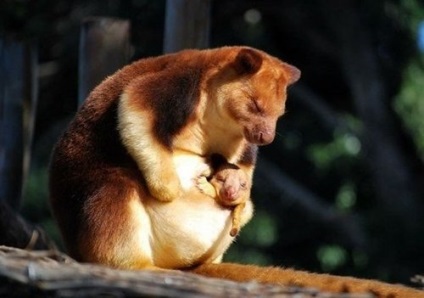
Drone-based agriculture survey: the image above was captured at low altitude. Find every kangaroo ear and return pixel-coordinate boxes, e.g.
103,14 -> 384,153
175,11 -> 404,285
283,62 -> 301,85
233,48 -> 263,75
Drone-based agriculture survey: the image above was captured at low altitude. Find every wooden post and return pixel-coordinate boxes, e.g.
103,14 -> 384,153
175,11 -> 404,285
23,45 -> 38,198
163,0 -> 211,53
0,39 -> 37,210
78,17 -> 132,105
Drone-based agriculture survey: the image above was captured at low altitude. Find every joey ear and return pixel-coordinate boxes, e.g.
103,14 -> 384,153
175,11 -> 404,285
233,48 -> 263,75
283,63 -> 301,85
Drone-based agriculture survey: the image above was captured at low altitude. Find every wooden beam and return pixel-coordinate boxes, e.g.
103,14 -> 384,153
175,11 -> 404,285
78,17 -> 132,105
163,0 -> 211,53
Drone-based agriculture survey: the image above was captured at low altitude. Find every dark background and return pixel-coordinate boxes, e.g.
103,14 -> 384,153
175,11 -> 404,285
1,0 -> 424,285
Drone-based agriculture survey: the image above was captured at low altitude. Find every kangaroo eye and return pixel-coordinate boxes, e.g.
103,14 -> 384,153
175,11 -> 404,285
250,98 -> 263,114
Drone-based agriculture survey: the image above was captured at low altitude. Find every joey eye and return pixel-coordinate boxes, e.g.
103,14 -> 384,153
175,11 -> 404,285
215,175 -> 226,182
240,182 -> 247,188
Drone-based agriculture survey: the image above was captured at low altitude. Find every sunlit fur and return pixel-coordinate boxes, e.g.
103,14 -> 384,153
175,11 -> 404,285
117,47 -> 299,203
50,46 -> 297,270
192,263 -> 424,298
49,46 -> 423,297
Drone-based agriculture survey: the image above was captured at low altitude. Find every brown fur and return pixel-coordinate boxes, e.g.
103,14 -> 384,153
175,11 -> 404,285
50,46 -> 297,269
47,46 -> 423,297
114,46 -> 299,203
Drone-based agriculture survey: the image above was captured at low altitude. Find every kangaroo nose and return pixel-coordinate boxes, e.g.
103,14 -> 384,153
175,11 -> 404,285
258,130 -> 274,145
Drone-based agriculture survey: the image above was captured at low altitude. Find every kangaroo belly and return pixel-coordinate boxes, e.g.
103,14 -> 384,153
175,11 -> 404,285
145,195 -> 235,268
128,150 -> 253,269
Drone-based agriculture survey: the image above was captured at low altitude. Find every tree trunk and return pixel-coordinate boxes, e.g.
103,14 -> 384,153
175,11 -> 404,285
78,17 -> 132,105
0,39 -> 37,210
163,0 -> 211,53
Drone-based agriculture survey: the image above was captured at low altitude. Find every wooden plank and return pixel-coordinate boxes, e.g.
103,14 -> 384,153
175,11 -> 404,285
0,39 -> 37,209
163,0 -> 211,53
78,17 -> 132,105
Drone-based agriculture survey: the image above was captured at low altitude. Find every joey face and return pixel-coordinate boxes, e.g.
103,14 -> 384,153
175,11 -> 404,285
211,167 -> 249,206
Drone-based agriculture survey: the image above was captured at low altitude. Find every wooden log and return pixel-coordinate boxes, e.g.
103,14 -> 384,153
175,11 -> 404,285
0,39 -> 37,210
0,246 -> 373,298
163,0 -> 211,53
78,17 -> 132,105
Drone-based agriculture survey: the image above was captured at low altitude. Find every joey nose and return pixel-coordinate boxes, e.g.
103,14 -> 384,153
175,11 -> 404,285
224,187 -> 237,201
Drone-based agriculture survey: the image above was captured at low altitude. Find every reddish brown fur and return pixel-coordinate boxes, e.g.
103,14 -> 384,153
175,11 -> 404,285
124,60 -> 203,148
191,263 -> 424,298
47,47 -> 423,297
51,46 -> 296,265
113,47 -> 296,204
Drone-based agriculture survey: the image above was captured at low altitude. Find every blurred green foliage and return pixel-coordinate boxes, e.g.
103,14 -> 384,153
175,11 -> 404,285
226,212 -> 277,266
395,62 -> 424,155
317,245 -> 348,272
